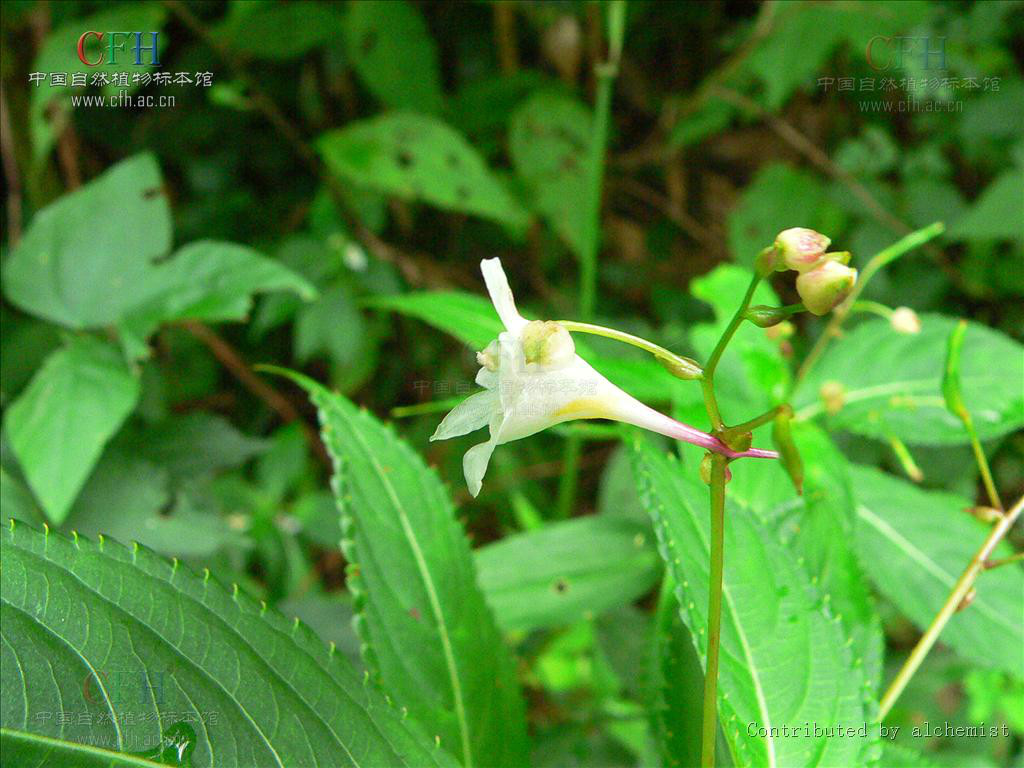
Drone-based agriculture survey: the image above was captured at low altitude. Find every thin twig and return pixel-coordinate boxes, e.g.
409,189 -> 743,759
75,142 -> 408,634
878,494 -> 1023,719
180,320 -> 329,467
0,82 -> 23,246
493,3 -> 519,73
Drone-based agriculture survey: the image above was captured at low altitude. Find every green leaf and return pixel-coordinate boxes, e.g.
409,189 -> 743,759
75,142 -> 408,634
0,522 -> 458,768
217,1 -> 344,60
1,728 -> 168,768
793,315 -> 1024,445
5,336 -> 140,524
474,516 -> 660,633
345,1 -> 443,113
120,240 -> 316,344
727,164 -> 846,269
631,440 -> 877,768
948,170 -> 1024,241
851,465 -> 1024,677
941,319 -> 968,417
509,92 -> 592,256
2,154 -> 172,328
319,112 -> 529,230
364,291 -> 676,402
291,374 -> 531,767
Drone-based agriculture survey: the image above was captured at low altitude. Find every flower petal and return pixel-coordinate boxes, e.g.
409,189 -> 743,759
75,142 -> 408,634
463,439 -> 496,497
430,389 -> 499,441
481,258 -> 528,334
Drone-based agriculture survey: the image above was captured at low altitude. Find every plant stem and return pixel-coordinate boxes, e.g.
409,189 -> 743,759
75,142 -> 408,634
557,0 -> 626,519
792,222 -> 944,392
961,413 -> 1002,511
702,274 -> 761,431
878,493 -> 1023,720
984,551 -> 1024,570
701,454 -> 728,768
719,405 -> 784,442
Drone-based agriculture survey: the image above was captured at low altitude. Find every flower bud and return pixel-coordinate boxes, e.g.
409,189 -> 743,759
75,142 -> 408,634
775,228 -> 831,273
796,260 -> 857,315
771,406 -> 803,495
657,354 -> 703,381
754,246 -> 782,277
890,306 -> 921,335
521,320 -> 575,366
745,305 -> 792,328
699,453 -> 732,485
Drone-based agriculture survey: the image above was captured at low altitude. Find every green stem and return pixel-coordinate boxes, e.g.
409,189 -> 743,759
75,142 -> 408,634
961,412 -> 1002,511
702,273 -> 761,431
792,222 -> 945,393
888,436 -> 924,483
878,493 -> 1023,720
719,405 -> 784,441
701,454 -> 728,768
984,551 -> 1024,570
558,0 -> 626,519
849,300 -> 895,320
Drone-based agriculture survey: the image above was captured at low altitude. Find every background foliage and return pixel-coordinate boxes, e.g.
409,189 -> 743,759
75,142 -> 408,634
1,1 -> 1022,767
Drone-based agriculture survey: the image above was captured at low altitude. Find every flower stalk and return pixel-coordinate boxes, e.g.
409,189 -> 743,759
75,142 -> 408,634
701,453 -> 728,768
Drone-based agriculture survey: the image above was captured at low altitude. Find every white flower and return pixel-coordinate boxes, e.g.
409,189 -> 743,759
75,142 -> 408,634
431,258 -> 777,496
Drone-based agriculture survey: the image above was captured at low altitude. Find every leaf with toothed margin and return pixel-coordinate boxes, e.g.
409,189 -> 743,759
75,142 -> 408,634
630,439 -> 879,768
279,369 -> 531,768
0,521 -> 459,768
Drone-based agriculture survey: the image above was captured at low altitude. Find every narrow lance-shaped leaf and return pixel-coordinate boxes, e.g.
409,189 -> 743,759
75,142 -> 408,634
284,371 -> 531,768
0,522 -> 458,768
941,319 -> 968,418
631,440 -> 878,768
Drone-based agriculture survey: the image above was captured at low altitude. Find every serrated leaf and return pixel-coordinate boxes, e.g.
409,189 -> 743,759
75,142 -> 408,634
319,112 -> 529,230
631,440 -> 877,768
289,373 -> 530,767
364,291 -> 676,402
474,516 -> 660,633
0,522 -> 458,768
345,1 -> 443,113
509,92 -> 592,256
2,154 -> 172,328
6,336 -> 139,524
793,315 -> 1024,445
851,465 -> 1024,676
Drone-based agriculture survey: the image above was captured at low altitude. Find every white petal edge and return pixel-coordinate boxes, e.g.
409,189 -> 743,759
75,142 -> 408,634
480,258 -> 528,334
463,440 -> 496,497
430,390 -> 498,441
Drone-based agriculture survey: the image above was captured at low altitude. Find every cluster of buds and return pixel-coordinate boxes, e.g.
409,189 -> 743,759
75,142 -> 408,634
756,228 -> 858,316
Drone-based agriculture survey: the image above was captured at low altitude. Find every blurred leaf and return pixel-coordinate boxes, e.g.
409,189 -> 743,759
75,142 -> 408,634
6,336 -> 139,524
669,99 -> 734,149
294,282 -> 363,366
319,112 -> 529,230
345,0 -> 443,113
0,314 -> 61,406
217,1 -> 344,59
0,468 -> 41,523
903,177 -> 966,230
123,412 -> 267,481
475,516 -> 660,633
365,291 -> 676,402
631,440 -> 878,768
2,154 -> 172,328
794,315 -> 1024,445
0,521 -> 458,768
278,592 -> 362,669
727,164 -> 846,269
293,374 -> 531,767
852,465 -> 1024,676
120,240 -> 317,345
509,91 -> 591,255
948,170 -> 1024,241
835,127 -> 898,177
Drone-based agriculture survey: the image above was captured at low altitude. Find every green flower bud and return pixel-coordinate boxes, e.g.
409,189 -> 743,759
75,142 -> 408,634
657,354 -> 704,381
745,305 -> 793,328
521,320 -> 575,366
771,406 -> 803,495
796,260 -> 857,315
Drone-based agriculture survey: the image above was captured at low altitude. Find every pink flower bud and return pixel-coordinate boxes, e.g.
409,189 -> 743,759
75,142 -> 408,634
775,227 -> 831,273
796,260 -> 857,315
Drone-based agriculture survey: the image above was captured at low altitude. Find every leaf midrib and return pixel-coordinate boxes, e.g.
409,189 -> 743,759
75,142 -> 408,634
333,399 -> 473,768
